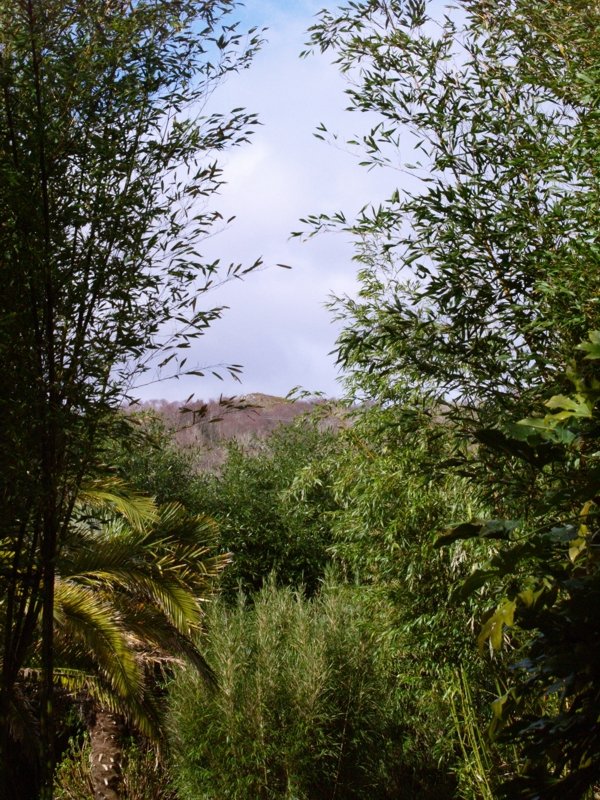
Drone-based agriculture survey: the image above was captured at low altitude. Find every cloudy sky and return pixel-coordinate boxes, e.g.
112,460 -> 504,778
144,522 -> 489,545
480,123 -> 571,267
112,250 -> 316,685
135,0 -> 396,403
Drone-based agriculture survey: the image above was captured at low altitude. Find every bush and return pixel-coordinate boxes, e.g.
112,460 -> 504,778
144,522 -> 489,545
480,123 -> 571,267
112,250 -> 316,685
169,580 -> 456,800
108,412 -> 206,513
195,421 -> 341,598
55,735 -> 177,800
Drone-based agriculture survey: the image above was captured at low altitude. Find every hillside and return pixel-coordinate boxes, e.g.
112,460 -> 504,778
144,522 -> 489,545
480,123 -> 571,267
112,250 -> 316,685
130,394 -> 345,470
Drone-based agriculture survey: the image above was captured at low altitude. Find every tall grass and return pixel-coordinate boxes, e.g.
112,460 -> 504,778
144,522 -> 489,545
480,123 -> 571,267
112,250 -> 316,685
169,580 -> 440,800
447,668 -> 495,800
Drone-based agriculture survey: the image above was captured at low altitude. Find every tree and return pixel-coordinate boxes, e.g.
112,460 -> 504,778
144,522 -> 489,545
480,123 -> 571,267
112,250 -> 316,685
56,491 -> 228,800
0,1 -> 262,795
301,0 -> 600,419
9,483 -> 228,799
302,0 -> 600,793
194,418 -> 341,599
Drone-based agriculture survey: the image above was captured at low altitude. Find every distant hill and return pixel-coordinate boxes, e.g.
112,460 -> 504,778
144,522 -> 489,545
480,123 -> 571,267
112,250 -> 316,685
130,394 -> 346,470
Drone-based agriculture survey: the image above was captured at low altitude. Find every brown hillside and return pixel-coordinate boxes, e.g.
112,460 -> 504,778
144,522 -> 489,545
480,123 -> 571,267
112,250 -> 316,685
130,395 -> 345,470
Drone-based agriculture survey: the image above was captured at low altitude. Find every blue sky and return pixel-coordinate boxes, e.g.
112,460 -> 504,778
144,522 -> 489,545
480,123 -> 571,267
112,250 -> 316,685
134,1 -> 396,402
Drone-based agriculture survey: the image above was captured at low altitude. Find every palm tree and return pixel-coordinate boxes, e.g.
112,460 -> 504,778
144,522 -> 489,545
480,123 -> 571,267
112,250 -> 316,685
5,479 -> 229,799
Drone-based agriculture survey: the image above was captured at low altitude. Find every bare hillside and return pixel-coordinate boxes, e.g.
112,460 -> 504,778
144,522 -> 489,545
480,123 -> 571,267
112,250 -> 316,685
130,394 -> 345,470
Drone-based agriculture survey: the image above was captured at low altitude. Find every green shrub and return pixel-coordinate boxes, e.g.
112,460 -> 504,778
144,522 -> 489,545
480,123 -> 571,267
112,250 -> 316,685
54,737 -> 94,800
195,422 -> 341,598
169,580 -> 456,800
55,736 -> 177,800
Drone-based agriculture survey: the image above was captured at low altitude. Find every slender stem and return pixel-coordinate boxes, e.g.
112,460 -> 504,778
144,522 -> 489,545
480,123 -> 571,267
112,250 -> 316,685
26,0 -> 58,795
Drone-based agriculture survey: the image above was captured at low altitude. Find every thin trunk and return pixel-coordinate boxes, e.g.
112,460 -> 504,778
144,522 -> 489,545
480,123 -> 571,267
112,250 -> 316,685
39,514 -> 57,800
27,0 -> 58,792
0,512 -> 43,798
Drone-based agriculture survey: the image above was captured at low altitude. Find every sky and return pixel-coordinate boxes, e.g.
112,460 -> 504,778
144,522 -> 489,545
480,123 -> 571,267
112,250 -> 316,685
134,0 -> 396,403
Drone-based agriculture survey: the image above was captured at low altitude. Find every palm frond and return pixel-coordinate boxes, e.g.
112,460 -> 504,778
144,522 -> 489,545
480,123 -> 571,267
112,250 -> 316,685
54,579 -> 143,702
61,528 -> 150,576
75,570 -> 204,633
45,668 -> 162,740
143,503 -> 220,548
101,598 -> 217,686
77,477 -> 158,531
44,484 -> 226,747
63,504 -> 229,595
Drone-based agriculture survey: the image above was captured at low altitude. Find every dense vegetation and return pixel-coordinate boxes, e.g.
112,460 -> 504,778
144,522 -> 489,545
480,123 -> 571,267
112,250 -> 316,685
3,0 -> 600,798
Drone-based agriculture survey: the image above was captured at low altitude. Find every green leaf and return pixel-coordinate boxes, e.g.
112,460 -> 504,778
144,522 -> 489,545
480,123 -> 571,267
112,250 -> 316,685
451,569 -> 497,601
435,518 -> 520,548
477,599 -> 516,653
576,330 -> 600,360
545,394 -> 593,418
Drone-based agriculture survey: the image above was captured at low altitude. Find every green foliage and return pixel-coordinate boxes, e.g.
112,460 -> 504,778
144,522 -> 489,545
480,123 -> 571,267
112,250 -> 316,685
194,420 -> 341,598
301,0 -> 600,421
108,412 -> 342,598
0,0 -> 263,792
447,668 -> 498,800
54,737 -> 94,800
305,404 -> 515,794
108,412 -> 207,513
1,481 -> 227,798
169,580 -> 455,800
50,491 -> 228,737
55,735 -> 177,800
115,408 -> 503,795
119,739 -> 179,800
315,406 -> 488,665
302,1 -> 600,792
440,336 -> 600,797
